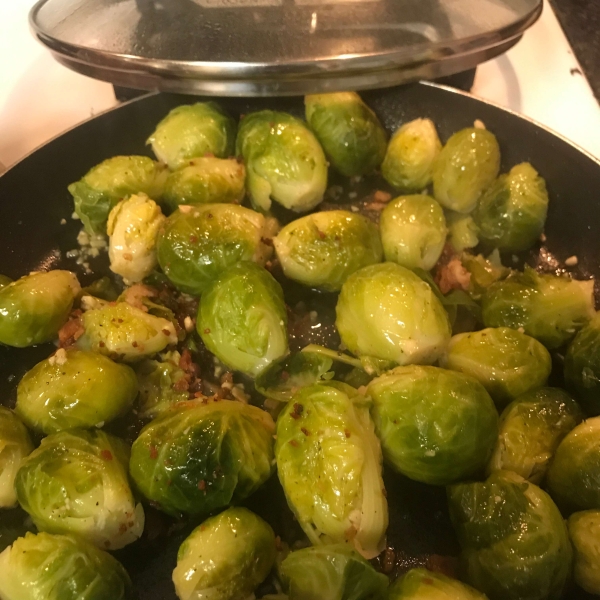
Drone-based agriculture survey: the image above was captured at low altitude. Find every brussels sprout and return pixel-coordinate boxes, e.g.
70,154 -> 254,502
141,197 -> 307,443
156,204 -> 275,295
0,532 -> 133,600
547,416 -> 600,511
236,110 -> 328,212
69,156 -> 168,234
273,210 -> 383,292
448,470 -> 572,600
276,382 -> 388,559
379,195 -> 447,270
199,263 -> 288,376
148,102 -> 236,170
163,156 -> 245,211
130,400 -> 275,516
482,267 -> 595,349
0,407 -> 33,508
564,313 -> 600,415
255,351 -> 334,402
568,510 -> 600,594
336,263 -> 451,365
368,366 -> 498,485
388,568 -> 486,600
473,163 -> 548,252
382,118 -> 442,192
0,275 -> 12,290
305,92 -> 387,177
77,301 -> 177,361
440,327 -> 552,407
447,212 -> 479,252
107,193 -> 166,283
135,351 -> 190,419
432,128 -> 501,213
173,507 -> 276,600
0,270 -> 80,347
15,348 -> 138,434
487,387 -> 582,484
15,429 -> 144,550
280,543 -> 389,600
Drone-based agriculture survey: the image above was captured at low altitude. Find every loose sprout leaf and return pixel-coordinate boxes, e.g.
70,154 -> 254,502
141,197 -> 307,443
254,352 -> 334,402
80,276 -> 120,301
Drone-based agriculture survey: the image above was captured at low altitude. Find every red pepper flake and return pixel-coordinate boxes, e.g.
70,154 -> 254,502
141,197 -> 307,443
198,480 -> 206,491
317,230 -> 326,239
119,523 -> 128,534
189,235 -> 198,243
344,429 -> 351,438
280,370 -> 290,382
162,329 -> 171,336
117,319 -> 124,323
204,328 -> 211,334
290,403 -> 304,420
149,445 -> 158,459
100,450 -> 113,461
301,427 -> 310,436
132,341 -> 138,348
290,439 -> 299,447
98,341 -> 105,348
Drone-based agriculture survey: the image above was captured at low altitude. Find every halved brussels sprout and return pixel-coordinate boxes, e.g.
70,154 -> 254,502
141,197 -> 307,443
482,267 -> 595,349
199,262 -> 288,376
547,416 -> 600,511
336,263 -> 451,365
388,568 -> 486,600
564,313 -> 600,415
236,110 -> 328,212
107,193 -> 166,283
432,128 -> 501,213
163,156 -> 245,210
447,212 -> 479,252
379,195 -> 447,270
173,507 -> 276,600
440,327 -> 552,407
568,510 -> 600,594
15,429 -> 144,550
156,204 -> 275,295
77,301 -> 177,361
130,400 -> 275,516
254,351 -> 334,403
368,366 -> 498,485
304,92 -> 387,177
0,407 -> 33,508
382,118 -> 442,192
0,275 -> 12,290
276,382 -> 388,559
16,348 -> 138,434
0,532 -> 133,600
69,156 -> 168,234
280,543 -> 389,600
135,351 -> 190,420
448,470 -> 572,600
487,387 -> 583,484
473,163 -> 548,252
148,102 -> 236,170
0,270 -> 80,347
273,210 -> 383,292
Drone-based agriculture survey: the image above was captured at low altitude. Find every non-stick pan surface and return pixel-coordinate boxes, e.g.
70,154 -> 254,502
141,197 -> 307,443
0,82 -> 598,599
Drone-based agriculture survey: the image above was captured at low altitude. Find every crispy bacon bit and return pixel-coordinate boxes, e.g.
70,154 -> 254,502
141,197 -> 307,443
173,377 -> 190,392
121,284 -> 156,311
58,310 -> 84,348
290,403 -> 304,420
436,257 -> 471,294
149,445 -> 158,460
364,201 -> 387,212
198,480 -> 206,491
373,190 -> 392,203
301,427 -> 310,436
100,450 -> 113,461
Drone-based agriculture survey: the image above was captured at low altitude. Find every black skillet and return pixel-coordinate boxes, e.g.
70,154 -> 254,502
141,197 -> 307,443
0,82 -> 599,599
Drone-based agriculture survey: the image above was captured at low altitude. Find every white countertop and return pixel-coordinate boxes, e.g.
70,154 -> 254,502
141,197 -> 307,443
1,0 -> 599,170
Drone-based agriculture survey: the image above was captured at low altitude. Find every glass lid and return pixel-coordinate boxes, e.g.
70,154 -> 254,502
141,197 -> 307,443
30,0 -> 542,96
